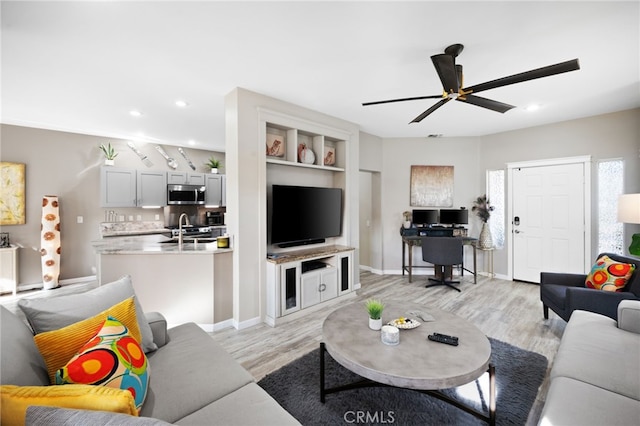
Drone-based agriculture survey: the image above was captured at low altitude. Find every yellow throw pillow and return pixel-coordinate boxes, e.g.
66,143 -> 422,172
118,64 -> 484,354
34,297 -> 142,383
0,384 -> 137,426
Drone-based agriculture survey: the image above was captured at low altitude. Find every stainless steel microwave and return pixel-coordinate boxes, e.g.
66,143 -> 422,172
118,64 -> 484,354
167,184 -> 206,205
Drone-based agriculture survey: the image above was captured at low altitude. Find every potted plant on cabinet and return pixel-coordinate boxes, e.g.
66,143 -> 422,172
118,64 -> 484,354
206,157 -> 221,174
365,299 -> 384,330
99,143 -> 118,166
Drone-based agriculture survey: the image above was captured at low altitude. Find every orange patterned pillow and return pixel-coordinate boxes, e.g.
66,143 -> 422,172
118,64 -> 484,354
585,255 -> 636,291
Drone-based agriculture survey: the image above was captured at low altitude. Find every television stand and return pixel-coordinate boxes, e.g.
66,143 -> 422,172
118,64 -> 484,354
265,245 -> 355,326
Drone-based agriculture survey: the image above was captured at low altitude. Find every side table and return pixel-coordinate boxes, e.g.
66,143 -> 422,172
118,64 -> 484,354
0,245 -> 19,296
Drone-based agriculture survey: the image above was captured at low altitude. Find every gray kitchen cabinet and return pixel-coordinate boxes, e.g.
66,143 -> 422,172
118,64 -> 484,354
136,170 -> 167,207
167,171 -> 205,186
205,174 -> 226,207
100,167 -> 167,207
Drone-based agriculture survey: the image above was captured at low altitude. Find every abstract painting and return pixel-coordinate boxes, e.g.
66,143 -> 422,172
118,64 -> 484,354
0,162 -> 26,225
410,165 -> 454,207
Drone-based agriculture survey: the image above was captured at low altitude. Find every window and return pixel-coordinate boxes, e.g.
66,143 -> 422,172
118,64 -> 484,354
487,169 -> 505,249
598,159 -> 624,254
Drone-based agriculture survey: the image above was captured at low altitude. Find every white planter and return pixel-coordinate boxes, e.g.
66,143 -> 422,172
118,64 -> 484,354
210,168 -> 218,174
104,159 -> 115,166
369,317 -> 382,331
403,221 -> 411,229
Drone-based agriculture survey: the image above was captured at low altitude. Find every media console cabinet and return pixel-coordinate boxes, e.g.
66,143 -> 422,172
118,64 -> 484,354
265,245 -> 355,326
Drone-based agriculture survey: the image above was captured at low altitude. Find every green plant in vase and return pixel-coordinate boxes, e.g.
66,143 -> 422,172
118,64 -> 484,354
365,299 -> 384,330
99,143 -> 118,165
206,157 -> 221,173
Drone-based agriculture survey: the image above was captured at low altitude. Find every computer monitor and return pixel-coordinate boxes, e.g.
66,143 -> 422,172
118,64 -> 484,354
412,209 -> 438,227
439,209 -> 469,226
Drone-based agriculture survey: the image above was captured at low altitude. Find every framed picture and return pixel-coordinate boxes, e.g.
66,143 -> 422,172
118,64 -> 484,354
324,147 -> 336,166
266,133 -> 285,158
0,233 -> 9,248
0,162 -> 26,225
410,165 -> 454,207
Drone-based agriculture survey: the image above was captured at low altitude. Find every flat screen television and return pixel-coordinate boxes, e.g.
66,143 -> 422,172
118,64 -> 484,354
412,209 -> 438,227
439,209 -> 469,226
270,185 -> 343,247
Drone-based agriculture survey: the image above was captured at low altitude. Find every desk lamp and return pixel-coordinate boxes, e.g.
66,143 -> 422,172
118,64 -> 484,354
618,193 -> 640,256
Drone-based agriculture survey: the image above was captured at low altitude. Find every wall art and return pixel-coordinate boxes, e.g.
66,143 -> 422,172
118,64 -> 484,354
0,162 -> 26,225
410,165 -> 454,207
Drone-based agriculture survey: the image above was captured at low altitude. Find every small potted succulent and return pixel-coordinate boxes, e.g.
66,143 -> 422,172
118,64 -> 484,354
365,299 -> 384,330
99,143 -> 118,165
206,157 -> 221,174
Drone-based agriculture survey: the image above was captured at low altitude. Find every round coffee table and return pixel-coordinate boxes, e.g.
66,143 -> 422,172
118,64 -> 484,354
321,301 -> 495,424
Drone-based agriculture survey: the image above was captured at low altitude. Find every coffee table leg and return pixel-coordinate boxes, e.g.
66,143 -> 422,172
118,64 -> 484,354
489,364 -> 496,426
320,342 -> 326,403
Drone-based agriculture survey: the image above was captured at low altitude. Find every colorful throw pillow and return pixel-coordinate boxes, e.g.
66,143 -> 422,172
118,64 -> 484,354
55,316 -> 149,412
585,255 -> 636,291
0,384 -> 137,426
34,297 -> 142,383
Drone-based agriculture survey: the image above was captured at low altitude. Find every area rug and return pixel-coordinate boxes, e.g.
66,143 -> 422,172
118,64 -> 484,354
258,338 -> 547,425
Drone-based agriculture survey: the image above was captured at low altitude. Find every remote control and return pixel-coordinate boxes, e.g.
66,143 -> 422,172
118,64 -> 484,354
428,333 -> 459,346
433,332 -> 458,341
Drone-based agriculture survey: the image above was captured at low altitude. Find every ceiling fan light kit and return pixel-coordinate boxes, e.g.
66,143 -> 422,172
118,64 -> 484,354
363,43 -> 580,124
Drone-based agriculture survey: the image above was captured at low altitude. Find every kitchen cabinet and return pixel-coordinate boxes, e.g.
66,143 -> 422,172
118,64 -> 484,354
167,171 -> 205,186
100,167 -> 167,207
205,174 -> 226,207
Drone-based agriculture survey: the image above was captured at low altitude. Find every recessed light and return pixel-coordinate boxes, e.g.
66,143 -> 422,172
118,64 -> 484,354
130,110 -> 143,117
525,104 -> 541,112
175,100 -> 189,108
188,140 -> 197,146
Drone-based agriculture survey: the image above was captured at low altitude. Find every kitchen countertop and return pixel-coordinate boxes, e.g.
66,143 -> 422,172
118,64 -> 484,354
92,234 -> 232,255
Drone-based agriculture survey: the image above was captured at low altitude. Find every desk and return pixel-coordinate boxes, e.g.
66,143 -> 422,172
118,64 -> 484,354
402,236 -> 478,284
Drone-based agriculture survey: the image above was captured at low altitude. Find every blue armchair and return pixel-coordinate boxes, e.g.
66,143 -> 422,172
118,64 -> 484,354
540,252 -> 640,321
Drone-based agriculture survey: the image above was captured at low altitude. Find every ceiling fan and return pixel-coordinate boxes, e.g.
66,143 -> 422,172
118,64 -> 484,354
362,43 -> 580,124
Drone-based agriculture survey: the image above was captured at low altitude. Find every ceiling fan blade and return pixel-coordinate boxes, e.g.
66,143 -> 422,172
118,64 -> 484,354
465,59 -> 580,94
410,98 -> 451,123
362,94 -> 442,106
431,54 -> 459,94
457,94 -> 515,113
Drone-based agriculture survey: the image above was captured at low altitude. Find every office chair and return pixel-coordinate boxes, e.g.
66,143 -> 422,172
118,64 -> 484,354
421,237 -> 464,292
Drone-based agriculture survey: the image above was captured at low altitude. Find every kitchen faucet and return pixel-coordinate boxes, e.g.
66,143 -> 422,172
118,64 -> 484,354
178,213 -> 191,247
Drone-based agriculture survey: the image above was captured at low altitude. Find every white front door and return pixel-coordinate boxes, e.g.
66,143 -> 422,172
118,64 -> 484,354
511,162 -> 587,283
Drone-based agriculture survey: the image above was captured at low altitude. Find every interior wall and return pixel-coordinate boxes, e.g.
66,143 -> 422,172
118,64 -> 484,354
479,108 -> 640,272
359,172 -> 372,269
359,131 -> 383,273
380,137 -> 483,273
0,124 -> 224,285
225,88 -> 360,326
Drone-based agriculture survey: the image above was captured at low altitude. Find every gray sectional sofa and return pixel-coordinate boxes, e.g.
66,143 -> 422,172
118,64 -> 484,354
538,300 -> 640,425
0,278 -> 300,425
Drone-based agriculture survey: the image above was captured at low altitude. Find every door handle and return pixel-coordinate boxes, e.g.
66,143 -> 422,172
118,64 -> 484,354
514,229 -> 522,234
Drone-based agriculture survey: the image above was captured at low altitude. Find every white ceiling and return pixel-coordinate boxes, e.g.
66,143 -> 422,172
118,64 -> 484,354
2,1 -> 639,152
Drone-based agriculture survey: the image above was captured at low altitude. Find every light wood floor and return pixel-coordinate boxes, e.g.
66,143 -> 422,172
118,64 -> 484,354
1,270 -> 566,425
210,271 -> 567,425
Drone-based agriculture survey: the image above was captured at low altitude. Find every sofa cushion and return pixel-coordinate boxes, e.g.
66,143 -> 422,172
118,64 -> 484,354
550,309 -> 640,400
0,384 -> 138,426
585,255 -> 636,291
56,316 -> 149,412
618,300 -> 640,334
175,383 -> 300,426
140,323 -> 254,423
0,305 -> 49,386
26,406 -> 173,426
18,275 -> 157,353
34,297 -> 142,383
539,376 -> 640,426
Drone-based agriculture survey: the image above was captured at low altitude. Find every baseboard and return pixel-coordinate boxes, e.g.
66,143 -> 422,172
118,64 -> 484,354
235,316 -> 263,330
8,275 -> 97,295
